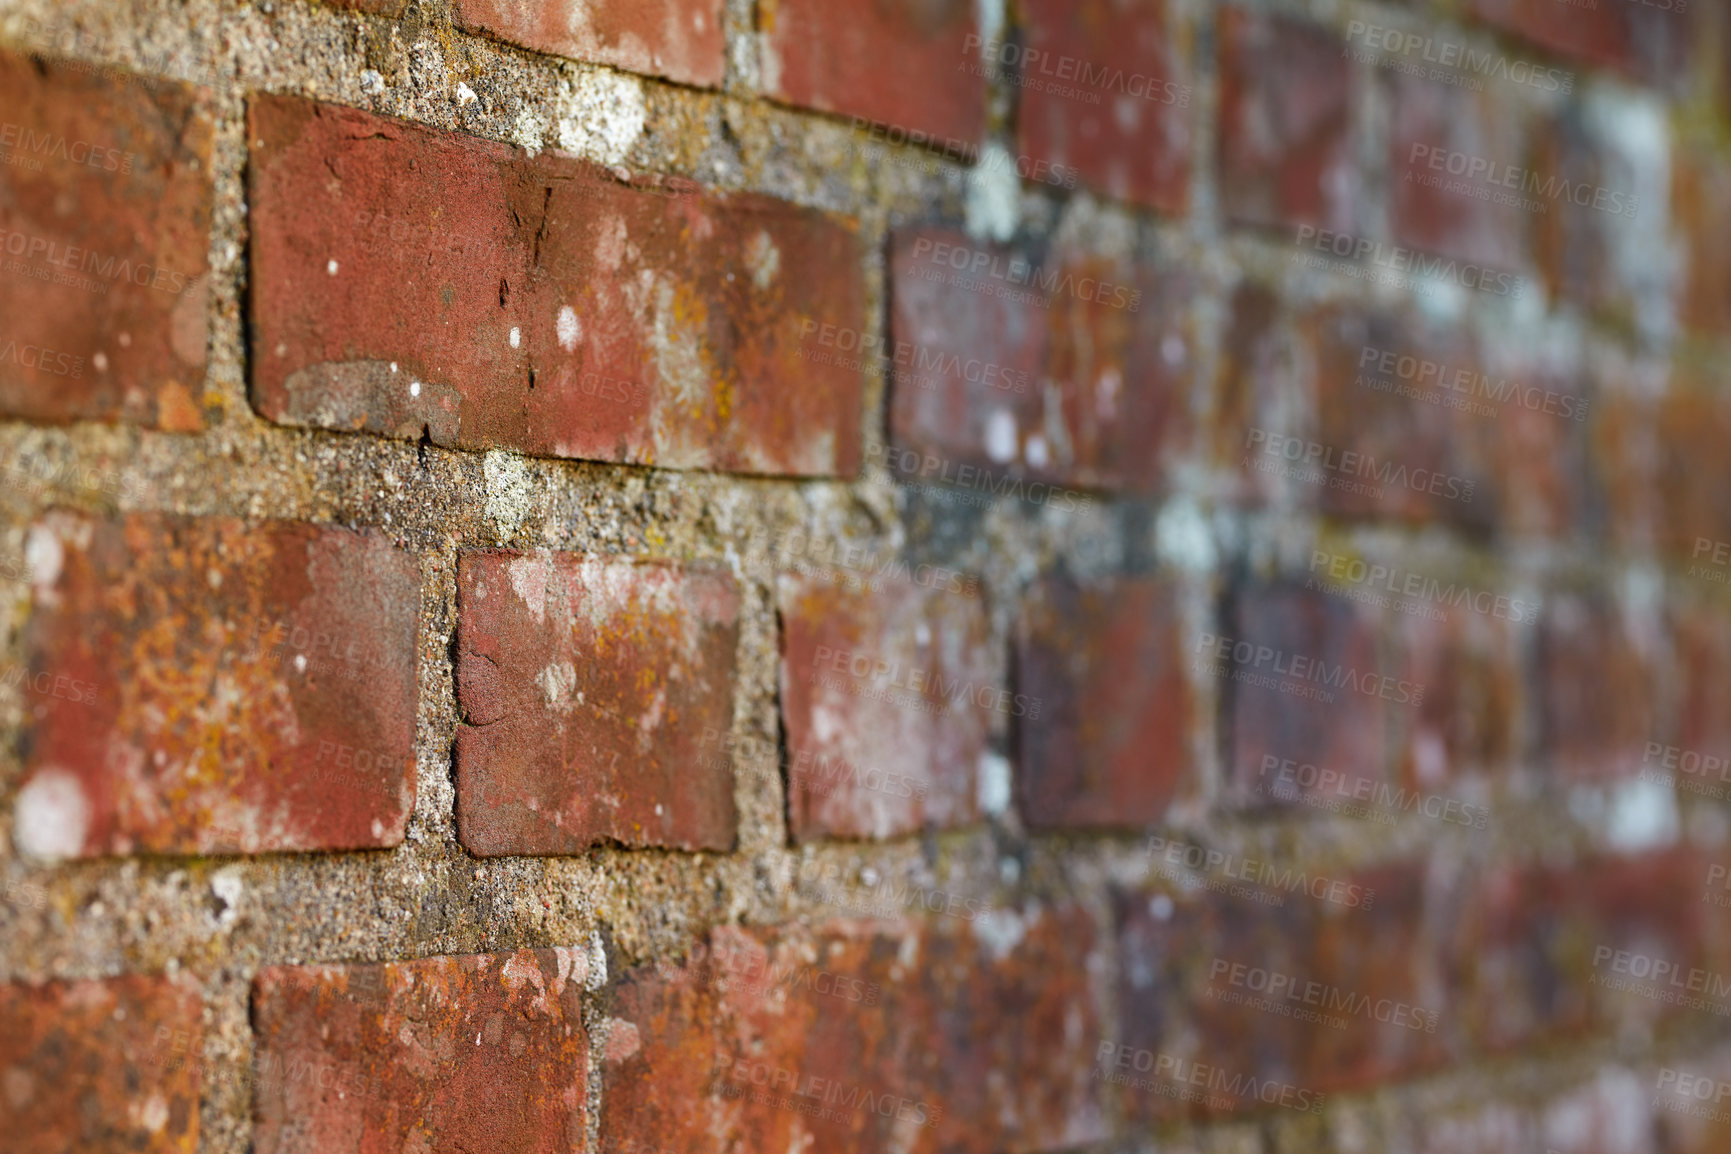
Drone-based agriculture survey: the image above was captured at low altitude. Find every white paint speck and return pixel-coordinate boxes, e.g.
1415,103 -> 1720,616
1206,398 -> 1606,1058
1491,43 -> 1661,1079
389,362 -> 398,373
966,142 -> 1022,242
456,82 -> 477,106
983,409 -> 1018,463
410,381 -> 421,398
15,768 -> 91,860
326,260 -> 339,276
977,751 -> 1011,815
1025,434 -> 1050,469
294,654 -> 307,672
557,306 -> 582,352
93,352 -> 108,372
509,327 -> 521,349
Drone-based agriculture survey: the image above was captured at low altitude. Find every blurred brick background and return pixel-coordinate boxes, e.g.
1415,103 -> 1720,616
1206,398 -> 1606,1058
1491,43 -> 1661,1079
1,0 -> 1730,1151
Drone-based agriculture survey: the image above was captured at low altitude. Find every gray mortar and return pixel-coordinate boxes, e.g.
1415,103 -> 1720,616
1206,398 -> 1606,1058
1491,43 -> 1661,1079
0,0 -> 1725,1150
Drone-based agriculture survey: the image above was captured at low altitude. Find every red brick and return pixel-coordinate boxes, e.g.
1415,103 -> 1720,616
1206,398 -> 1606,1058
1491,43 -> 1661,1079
1535,591 -> 1658,781
1387,72 -> 1529,272
1531,105 -> 1652,325
1648,390 -> 1731,561
1471,0 -> 1691,87
455,550 -> 740,855
776,575 -> 991,841
1211,283 -> 1292,505
1015,575 -> 1195,830
0,972 -> 202,1154
1393,598 -> 1521,791
1673,604 -> 1731,765
1673,154 -> 1731,339
252,949 -> 590,1153
454,0 -> 724,86
1217,7 -> 1357,234
13,511 -> 420,859
1014,0 -> 1191,213
0,48 -> 213,430
1113,862 -> 1447,1119
1218,580 -> 1402,807
886,227 -> 1188,495
601,909 -> 1105,1154
760,0 -> 983,143
248,95 -> 863,477
1309,307 -> 1498,532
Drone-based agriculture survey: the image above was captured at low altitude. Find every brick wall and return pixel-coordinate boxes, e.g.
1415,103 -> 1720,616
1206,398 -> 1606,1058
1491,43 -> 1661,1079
0,0 -> 1728,1150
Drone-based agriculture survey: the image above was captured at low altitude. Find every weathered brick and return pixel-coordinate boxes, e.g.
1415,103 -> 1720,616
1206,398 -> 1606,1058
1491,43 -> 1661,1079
776,575 -> 991,841
12,511 -> 420,859
1308,307 -> 1497,532
1014,0 -> 1191,213
1673,153 -> 1731,339
1217,7 -> 1356,234
1218,581 -> 1402,808
0,972 -> 202,1154
0,48 -> 213,430
252,950 -> 590,1153
760,0 -> 983,143
1016,575 -> 1195,830
1212,282 -> 1293,505
1387,72 -> 1528,272
1534,591 -> 1658,781
886,227 -> 1188,495
1470,0 -> 1691,87
602,909 -> 1105,1154
248,95 -> 863,477
1113,862 -> 1446,1119
1393,598 -> 1521,791
454,0 -> 724,86
1654,1046 -> 1731,1153
1672,604 -> 1731,767
455,550 -> 740,855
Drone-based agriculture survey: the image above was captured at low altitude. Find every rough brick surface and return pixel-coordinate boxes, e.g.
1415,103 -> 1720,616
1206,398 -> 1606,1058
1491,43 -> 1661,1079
776,575 -> 991,841
1470,0 -> 1691,86
1218,581 -> 1402,806
1014,0 -> 1191,213
886,227 -> 1188,494
248,95 -> 863,477
252,950 -> 591,1153
454,0 -> 725,87
1016,575 -> 1194,830
12,511 -> 420,858
0,973 -> 202,1154
456,550 -> 740,855
1535,591 -> 1658,781
601,909 -> 1106,1153
1216,7 -> 1356,233
0,48 -> 213,430
760,0 -> 983,143
1115,863 -> 1445,1116
1387,74 -> 1528,272
1674,154 -> 1731,338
